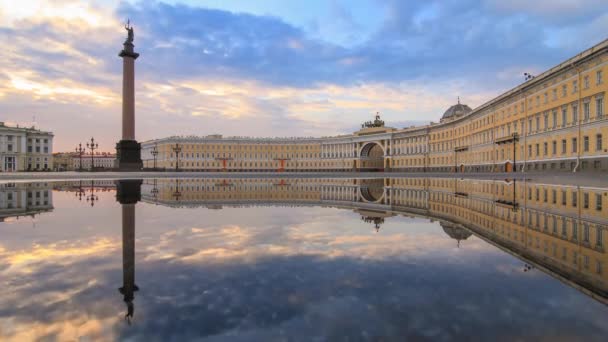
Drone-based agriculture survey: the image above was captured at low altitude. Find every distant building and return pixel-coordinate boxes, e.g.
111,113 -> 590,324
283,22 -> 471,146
0,122 -> 54,172
73,152 -> 117,170
52,152 -> 116,171
52,152 -> 76,171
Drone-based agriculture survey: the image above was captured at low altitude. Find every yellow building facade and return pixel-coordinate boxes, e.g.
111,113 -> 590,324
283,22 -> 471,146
142,39 -> 608,173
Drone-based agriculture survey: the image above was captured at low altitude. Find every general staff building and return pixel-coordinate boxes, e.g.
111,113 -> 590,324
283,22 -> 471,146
142,39 -> 608,173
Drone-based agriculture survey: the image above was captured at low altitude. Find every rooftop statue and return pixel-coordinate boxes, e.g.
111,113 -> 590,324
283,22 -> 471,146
362,112 -> 385,128
124,19 -> 134,44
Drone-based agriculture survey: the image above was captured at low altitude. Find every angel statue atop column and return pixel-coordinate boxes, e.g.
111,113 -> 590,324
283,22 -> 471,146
125,19 -> 134,44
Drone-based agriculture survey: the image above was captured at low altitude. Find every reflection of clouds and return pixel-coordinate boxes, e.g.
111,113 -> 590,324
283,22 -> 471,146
136,212 -> 498,267
1,202 -> 608,340
0,238 -> 117,274
0,237 -> 123,342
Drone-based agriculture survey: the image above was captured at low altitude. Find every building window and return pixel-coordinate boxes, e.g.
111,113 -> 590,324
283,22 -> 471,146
572,192 -> 577,207
597,70 -> 603,85
562,139 -> 567,154
583,136 -> 589,152
552,141 -> 556,155
572,138 -> 578,153
597,97 -> 604,118
573,80 -> 578,93
552,110 -> 557,128
583,193 -> 589,209
562,84 -> 567,97
597,134 -> 603,151
597,194 -> 603,211
543,142 -> 548,155
584,75 -> 589,89
561,107 -> 567,126
572,104 -> 578,123
584,102 -> 590,121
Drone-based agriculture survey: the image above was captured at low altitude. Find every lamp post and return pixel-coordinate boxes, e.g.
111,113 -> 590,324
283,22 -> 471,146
87,137 -> 99,171
172,143 -> 181,171
151,143 -> 158,170
75,143 -> 86,171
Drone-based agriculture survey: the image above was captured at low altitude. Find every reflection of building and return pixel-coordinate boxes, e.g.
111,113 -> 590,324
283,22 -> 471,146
357,209 -> 395,232
0,122 -> 54,172
0,183 -> 53,220
143,39 -> 608,173
141,177 -> 608,303
440,222 -> 472,247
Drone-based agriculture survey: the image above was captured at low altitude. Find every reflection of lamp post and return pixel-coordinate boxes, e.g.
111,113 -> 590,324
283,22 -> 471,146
172,178 -> 182,201
87,137 -> 99,171
75,143 -> 86,171
75,179 -> 85,201
86,180 -> 99,207
172,143 -> 181,171
151,143 -> 158,170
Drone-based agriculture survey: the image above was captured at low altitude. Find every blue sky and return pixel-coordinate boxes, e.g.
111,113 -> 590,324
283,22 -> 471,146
0,0 -> 607,151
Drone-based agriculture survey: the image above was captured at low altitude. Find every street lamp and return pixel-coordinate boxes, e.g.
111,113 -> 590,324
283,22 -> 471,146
75,143 -> 86,171
172,143 -> 182,171
151,143 -> 159,170
87,137 -> 98,171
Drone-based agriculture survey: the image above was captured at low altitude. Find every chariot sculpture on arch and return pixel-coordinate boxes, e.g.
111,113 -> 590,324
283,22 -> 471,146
124,19 -> 134,44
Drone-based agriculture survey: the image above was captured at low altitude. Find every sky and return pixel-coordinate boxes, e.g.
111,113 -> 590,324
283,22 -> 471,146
0,0 -> 607,152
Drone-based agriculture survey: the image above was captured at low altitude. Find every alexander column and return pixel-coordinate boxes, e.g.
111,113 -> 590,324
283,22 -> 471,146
116,21 -> 143,170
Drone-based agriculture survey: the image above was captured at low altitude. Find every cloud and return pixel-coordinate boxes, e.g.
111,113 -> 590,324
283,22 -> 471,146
0,0 -> 606,151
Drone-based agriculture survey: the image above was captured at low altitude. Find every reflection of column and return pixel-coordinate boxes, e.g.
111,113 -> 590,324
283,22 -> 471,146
116,180 -> 142,324
119,203 -> 138,322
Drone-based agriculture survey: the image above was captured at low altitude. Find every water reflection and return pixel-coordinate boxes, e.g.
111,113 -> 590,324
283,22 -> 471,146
0,177 -> 607,340
0,182 -> 53,221
139,177 -> 608,303
116,180 -> 142,324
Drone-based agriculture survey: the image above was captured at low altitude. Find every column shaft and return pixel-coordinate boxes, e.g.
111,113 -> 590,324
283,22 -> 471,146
122,58 -> 135,141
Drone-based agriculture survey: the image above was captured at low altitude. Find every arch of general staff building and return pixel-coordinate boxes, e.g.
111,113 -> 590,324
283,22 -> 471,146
142,39 -> 608,173
135,177 -> 608,304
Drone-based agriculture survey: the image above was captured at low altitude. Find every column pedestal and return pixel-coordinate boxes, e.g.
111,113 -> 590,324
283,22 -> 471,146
116,140 -> 142,171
